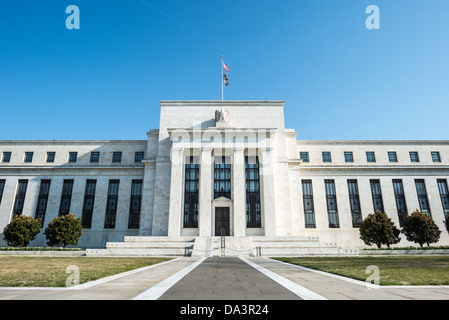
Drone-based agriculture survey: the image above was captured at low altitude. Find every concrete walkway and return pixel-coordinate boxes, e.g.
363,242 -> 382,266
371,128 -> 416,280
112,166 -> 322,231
0,256 -> 448,300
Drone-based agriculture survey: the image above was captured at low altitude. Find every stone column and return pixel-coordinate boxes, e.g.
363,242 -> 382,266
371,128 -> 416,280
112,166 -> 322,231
233,147 -> 246,236
260,148 -> 276,236
168,147 -> 184,237
199,148 -> 212,236
139,160 -> 156,236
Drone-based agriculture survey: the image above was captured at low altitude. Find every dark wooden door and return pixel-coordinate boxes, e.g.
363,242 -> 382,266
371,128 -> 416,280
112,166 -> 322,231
215,207 -> 230,236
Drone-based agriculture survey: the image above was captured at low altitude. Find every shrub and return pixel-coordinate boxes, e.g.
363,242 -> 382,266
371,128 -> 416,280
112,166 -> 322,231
44,214 -> 82,248
359,210 -> 401,248
3,215 -> 41,247
402,210 -> 441,247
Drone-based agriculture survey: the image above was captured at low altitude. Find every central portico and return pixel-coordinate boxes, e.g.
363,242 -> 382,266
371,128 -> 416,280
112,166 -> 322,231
161,101 -> 283,238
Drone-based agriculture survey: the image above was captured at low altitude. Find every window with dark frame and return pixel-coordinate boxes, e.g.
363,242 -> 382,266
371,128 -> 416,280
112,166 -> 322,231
13,180 -> 28,218
24,152 -> 33,163
322,152 -> 331,163
128,180 -> 143,229
0,179 -> 5,206
68,152 -> 77,163
388,151 -> 397,163
415,179 -> 431,217
410,152 -> 419,163
437,179 -> 449,220
104,180 -> 120,229
246,156 -> 261,228
2,152 -> 11,163
366,152 -> 376,163
184,156 -> 199,228
431,151 -> 441,163
299,152 -> 309,163
392,179 -> 408,227
347,179 -> 362,227
214,156 -> 231,199
302,180 -> 316,228
370,179 -> 384,213
112,152 -> 122,163
344,152 -> 353,163
59,179 -> 74,216
81,179 -> 97,228
90,152 -> 100,163
35,179 -> 51,226
46,152 -> 55,163
134,152 -> 145,163
324,180 -> 339,228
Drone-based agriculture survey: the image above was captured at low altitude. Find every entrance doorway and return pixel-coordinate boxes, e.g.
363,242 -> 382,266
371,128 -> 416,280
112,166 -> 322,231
215,207 -> 230,236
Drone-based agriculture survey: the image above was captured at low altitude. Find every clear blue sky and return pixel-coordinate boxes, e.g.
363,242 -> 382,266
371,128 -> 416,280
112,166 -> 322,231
0,0 -> 448,141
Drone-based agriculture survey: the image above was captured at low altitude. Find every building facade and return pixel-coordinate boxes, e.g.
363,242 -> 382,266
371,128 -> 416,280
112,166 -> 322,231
0,101 -> 448,251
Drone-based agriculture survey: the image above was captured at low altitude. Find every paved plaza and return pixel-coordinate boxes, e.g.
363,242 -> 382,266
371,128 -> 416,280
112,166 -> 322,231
0,256 -> 448,301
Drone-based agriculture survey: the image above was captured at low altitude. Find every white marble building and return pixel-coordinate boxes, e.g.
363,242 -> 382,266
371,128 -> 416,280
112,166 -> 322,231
0,100 -> 448,254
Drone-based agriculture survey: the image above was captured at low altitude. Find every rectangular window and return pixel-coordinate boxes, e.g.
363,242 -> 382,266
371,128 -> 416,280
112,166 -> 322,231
24,152 -> 33,163
370,179 -> 384,213
246,156 -> 261,228
437,179 -> 449,220
81,179 -> 97,228
35,180 -> 51,226
13,180 -> 28,217
112,152 -> 122,163
2,152 -> 11,163
388,151 -> 397,163
392,179 -> 408,227
59,179 -> 74,216
325,180 -> 339,228
302,180 -> 316,228
322,152 -> 331,163
415,179 -> 431,217
347,180 -> 362,227
129,179 -> 143,229
431,152 -> 441,163
366,152 -> 376,163
46,152 -> 55,163
183,157 -> 199,228
68,152 -> 77,163
90,152 -> 100,163
104,180 -> 120,228
410,152 -> 419,163
0,179 -> 5,205
214,156 -> 231,199
299,152 -> 309,163
344,152 -> 353,163
134,152 -> 145,163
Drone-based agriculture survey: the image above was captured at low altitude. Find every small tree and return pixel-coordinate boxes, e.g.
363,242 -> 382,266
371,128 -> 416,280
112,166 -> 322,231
402,210 -> 441,247
359,210 -> 400,248
444,219 -> 449,234
44,214 -> 82,248
3,215 -> 41,247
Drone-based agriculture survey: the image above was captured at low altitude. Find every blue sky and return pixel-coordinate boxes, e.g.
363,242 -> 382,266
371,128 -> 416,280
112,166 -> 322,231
0,0 -> 448,140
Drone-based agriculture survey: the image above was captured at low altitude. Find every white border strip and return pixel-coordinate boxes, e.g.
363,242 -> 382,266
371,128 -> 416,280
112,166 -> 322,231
240,257 -> 327,300
133,256 -> 207,300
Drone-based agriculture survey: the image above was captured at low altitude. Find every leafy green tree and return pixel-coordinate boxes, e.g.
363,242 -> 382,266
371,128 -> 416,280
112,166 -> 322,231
44,214 -> 82,247
402,210 -> 441,247
3,215 -> 41,247
359,210 -> 400,248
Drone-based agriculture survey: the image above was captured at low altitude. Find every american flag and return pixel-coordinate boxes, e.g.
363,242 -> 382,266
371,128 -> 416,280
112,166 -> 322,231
223,62 -> 229,73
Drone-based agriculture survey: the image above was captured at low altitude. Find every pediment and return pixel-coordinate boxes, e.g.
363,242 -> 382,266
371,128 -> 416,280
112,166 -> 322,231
212,196 -> 232,205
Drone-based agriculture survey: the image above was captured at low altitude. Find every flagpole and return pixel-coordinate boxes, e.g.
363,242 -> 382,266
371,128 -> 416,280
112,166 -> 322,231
221,55 -> 224,101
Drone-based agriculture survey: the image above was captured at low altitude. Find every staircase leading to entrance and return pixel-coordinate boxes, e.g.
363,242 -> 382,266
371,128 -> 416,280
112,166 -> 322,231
85,236 -> 358,257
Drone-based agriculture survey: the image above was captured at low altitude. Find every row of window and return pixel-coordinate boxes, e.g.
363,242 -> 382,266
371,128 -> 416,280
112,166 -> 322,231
301,178 -> 449,229
1,151 -> 145,164
0,179 -> 143,229
300,151 -> 442,163
183,156 -> 262,230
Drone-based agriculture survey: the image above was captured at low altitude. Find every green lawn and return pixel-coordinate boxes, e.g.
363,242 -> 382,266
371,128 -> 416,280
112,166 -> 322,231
274,256 -> 449,286
0,256 -> 171,287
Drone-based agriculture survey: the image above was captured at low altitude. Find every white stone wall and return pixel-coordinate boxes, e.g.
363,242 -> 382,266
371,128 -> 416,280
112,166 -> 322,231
0,140 -> 146,248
